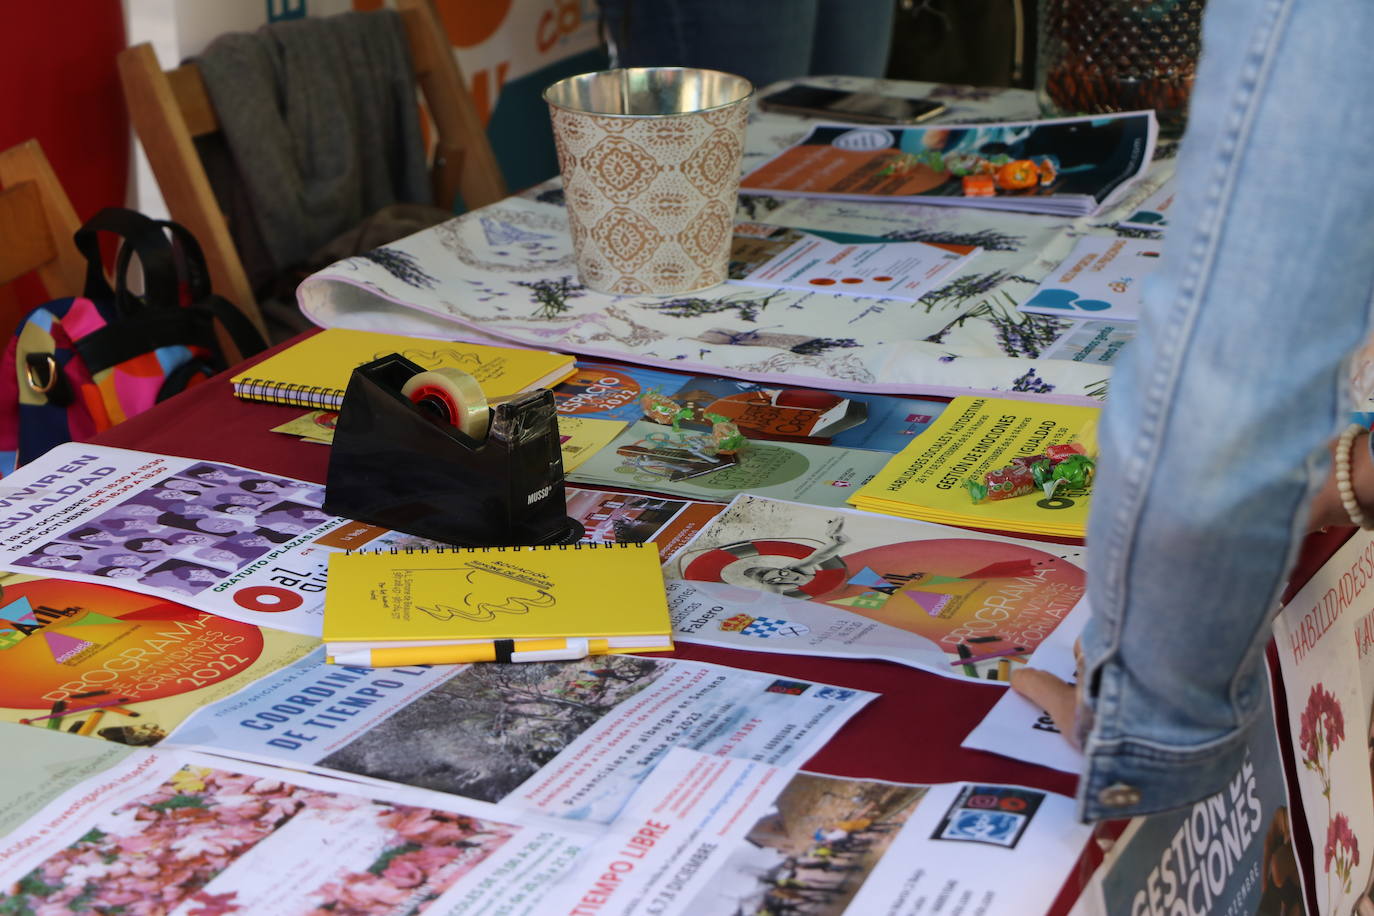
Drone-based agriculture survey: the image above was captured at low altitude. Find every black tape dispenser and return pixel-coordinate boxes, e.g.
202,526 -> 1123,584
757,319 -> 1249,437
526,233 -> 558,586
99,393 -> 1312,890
323,353 -> 583,547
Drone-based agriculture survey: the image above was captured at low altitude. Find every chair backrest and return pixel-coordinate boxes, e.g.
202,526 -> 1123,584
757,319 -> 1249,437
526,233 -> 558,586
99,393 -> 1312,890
117,0 -> 508,338
0,139 -> 86,341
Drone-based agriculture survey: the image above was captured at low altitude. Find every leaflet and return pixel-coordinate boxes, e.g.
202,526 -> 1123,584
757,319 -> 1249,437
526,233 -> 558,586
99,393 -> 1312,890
961,601 -> 1088,773
737,230 -> 978,302
0,443 -> 424,636
1041,317 -> 1134,367
659,375 -> 947,453
1118,178 -> 1175,232
0,570 -> 317,747
164,648 -> 875,825
0,742 -> 594,916
564,487 -> 725,561
663,495 -> 1086,682
568,421 -> 891,508
1017,236 -> 1164,321
554,748 -> 1089,916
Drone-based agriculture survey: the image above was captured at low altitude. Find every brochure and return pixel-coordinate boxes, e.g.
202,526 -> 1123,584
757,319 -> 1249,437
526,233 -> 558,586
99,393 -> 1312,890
0,739 -> 596,916
0,570 -> 316,747
1079,683 -> 1302,916
962,601 -> 1088,773
1041,318 -> 1135,366
679,765 -> 1092,916
1017,236 -> 1164,322
739,110 -> 1158,215
163,648 -> 874,825
0,443 -> 428,636
848,396 -> 1100,538
662,495 -> 1086,682
552,362 -> 693,424
567,420 -> 891,509
1118,178 -> 1175,232
1271,528 -> 1374,915
660,375 -> 947,453
736,229 -> 979,302
564,487 -> 725,561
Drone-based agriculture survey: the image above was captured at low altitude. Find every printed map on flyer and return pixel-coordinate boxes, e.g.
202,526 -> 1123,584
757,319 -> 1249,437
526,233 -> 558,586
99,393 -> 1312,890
736,230 -> 978,302
1017,236 -> 1164,321
0,443 -> 427,636
662,495 -> 1086,681
163,648 -> 874,825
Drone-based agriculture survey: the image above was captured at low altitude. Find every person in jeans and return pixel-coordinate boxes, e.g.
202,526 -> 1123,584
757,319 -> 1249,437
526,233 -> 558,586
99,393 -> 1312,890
1012,0 -> 1374,820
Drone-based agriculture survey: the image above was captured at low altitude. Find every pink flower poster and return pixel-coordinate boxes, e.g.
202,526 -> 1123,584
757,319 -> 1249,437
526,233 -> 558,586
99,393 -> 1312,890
1272,528 -> 1374,914
0,747 -> 589,916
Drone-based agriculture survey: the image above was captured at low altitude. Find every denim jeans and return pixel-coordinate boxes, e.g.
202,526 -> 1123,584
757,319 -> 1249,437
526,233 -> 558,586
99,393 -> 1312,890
596,0 -> 894,89
1079,0 -> 1374,819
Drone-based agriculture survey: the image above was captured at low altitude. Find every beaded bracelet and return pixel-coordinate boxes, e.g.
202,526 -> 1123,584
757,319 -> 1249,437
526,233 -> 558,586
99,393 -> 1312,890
1336,423 -> 1374,529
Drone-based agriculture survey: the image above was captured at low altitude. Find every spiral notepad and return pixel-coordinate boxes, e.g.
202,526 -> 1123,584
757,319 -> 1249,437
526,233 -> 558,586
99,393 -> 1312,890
323,542 -> 672,653
230,328 -> 576,411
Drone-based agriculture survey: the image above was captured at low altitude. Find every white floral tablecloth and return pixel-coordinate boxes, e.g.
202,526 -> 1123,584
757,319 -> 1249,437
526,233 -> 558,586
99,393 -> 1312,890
298,77 -> 1172,403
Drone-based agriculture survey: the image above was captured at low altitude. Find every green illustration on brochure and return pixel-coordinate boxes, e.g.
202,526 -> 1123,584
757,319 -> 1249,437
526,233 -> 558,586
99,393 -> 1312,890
567,420 -> 891,508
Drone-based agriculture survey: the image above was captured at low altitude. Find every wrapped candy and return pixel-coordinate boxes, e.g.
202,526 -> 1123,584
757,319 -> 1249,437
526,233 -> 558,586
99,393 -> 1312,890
705,413 -> 747,455
965,463 -> 1036,503
966,444 -> 1096,503
641,389 -> 693,428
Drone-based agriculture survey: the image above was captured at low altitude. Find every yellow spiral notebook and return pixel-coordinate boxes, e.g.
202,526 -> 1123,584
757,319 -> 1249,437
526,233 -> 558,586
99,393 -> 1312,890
231,328 -> 577,411
323,542 -> 673,666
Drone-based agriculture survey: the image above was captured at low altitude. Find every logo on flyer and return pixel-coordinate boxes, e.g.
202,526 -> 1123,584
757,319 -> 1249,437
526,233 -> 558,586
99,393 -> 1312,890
931,785 -> 1044,849
765,679 -> 811,695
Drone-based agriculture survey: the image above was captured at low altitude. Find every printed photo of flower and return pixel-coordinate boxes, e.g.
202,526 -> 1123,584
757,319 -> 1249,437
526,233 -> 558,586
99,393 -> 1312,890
2,764 -> 517,915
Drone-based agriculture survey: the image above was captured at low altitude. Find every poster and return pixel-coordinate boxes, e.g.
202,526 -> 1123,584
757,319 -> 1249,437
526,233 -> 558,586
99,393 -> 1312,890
0,444 -> 427,636
1272,528 -> 1374,914
0,571 -> 315,747
1081,684 -> 1301,916
165,649 -> 876,825
663,495 -> 1086,681
569,421 -> 891,508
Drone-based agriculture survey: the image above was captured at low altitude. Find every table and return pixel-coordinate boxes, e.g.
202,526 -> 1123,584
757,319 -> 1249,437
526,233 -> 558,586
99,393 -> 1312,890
83,331 -> 1354,915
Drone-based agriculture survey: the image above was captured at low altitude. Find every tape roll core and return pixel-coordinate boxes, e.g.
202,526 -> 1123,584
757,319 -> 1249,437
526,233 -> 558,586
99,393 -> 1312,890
401,368 -> 490,439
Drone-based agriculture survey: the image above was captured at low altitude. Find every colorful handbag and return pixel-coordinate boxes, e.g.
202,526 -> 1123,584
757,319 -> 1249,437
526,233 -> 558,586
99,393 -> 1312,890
0,208 -> 266,474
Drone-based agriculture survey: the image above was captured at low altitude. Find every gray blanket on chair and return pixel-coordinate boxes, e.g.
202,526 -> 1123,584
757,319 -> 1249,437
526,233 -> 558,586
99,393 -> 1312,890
194,10 -> 431,275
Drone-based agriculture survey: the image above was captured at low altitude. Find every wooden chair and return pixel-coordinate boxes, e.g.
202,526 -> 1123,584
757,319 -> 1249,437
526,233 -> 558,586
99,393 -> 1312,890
0,139 -> 86,342
117,0 -> 508,339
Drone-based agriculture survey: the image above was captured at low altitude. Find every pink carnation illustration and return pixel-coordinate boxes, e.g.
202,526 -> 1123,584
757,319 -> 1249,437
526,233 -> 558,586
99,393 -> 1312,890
1326,812 -> 1361,893
1299,683 -> 1346,797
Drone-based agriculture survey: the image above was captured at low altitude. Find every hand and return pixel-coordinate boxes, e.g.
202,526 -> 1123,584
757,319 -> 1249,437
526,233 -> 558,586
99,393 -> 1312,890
1009,639 -> 1083,750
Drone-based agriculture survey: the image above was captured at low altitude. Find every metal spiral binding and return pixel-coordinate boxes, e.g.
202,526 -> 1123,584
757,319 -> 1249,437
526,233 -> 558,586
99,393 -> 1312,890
347,542 -> 638,555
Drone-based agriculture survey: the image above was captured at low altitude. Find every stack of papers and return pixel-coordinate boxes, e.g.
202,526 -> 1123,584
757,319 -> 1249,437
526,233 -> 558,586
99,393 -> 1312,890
739,110 -> 1157,216
847,396 -> 1099,537
1017,235 -> 1164,322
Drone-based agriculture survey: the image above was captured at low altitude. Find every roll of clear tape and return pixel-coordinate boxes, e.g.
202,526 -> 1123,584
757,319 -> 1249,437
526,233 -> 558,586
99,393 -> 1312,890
400,368 -> 490,440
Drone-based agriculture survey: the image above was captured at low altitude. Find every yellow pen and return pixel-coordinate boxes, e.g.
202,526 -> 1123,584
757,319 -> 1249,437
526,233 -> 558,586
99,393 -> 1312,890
331,638 -> 589,668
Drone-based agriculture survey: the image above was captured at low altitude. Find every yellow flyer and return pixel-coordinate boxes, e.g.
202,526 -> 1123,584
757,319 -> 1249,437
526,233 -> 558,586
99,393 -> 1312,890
0,572 -> 317,745
555,415 -> 627,472
849,396 -> 1099,537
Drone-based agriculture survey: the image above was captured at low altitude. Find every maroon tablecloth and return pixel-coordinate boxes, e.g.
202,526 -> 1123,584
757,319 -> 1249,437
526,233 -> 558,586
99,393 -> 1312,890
91,332 -> 1354,914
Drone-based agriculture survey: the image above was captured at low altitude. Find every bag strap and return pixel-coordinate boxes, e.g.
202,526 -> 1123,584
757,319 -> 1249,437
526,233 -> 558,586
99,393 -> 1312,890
73,208 -> 180,312
113,218 -> 215,306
